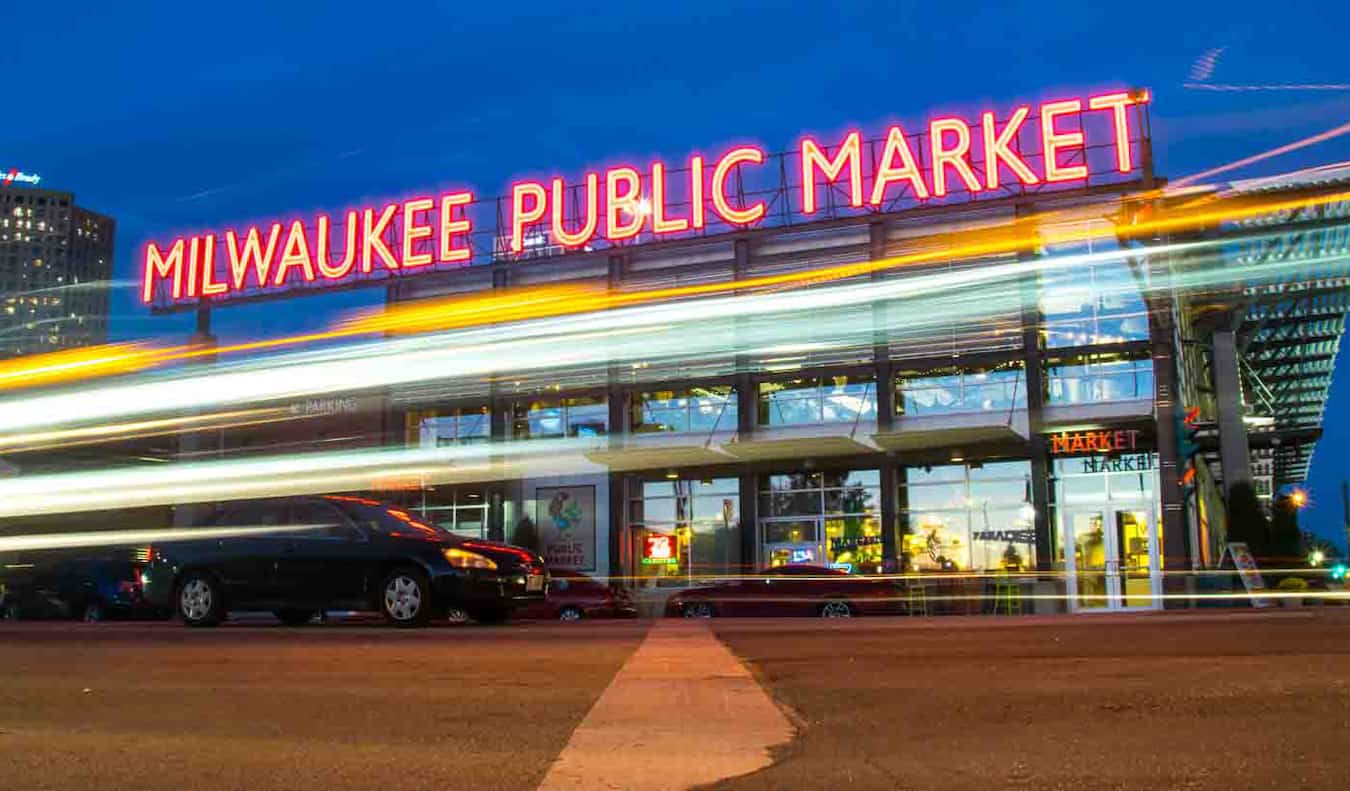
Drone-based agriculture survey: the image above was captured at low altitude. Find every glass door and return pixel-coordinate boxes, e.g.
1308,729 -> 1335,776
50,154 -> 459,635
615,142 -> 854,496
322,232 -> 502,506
1062,506 -> 1159,611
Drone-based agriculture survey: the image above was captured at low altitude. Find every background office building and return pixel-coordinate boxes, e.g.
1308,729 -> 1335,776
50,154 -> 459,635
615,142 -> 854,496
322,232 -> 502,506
0,183 -> 115,358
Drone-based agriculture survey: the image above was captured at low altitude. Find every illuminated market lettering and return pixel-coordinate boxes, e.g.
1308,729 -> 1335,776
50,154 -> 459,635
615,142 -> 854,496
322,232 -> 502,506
142,89 -> 1149,305
1049,429 -> 1142,455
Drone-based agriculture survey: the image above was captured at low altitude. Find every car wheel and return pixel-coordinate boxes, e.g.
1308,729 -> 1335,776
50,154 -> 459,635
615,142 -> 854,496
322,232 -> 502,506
445,607 -> 469,624
380,569 -> 431,627
819,600 -> 853,618
273,609 -> 316,626
682,601 -> 714,619
81,601 -> 105,623
558,605 -> 585,622
177,572 -> 225,627
468,605 -> 511,625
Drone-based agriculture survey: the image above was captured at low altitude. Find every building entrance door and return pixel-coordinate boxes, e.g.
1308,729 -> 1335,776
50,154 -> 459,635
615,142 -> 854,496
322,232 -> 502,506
1063,506 -> 1160,611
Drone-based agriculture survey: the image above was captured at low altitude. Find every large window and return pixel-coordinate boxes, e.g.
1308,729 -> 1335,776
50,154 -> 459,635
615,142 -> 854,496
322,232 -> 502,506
901,461 -> 1035,572
632,386 -> 737,434
387,486 -> 489,538
413,406 -> 490,446
758,374 -> 875,427
1040,234 -> 1151,348
512,395 -> 608,438
628,478 -> 740,585
759,470 -> 883,574
1047,353 -> 1154,405
896,362 -> 1026,417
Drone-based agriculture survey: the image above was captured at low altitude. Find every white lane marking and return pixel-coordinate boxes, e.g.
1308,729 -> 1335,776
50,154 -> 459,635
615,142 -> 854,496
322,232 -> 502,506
537,620 -> 795,791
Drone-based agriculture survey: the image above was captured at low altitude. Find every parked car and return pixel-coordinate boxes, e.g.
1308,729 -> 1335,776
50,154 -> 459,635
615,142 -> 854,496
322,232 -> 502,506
0,547 -> 164,622
517,570 -> 637,621
665,565 -> 902,618
141,496 -> 547,627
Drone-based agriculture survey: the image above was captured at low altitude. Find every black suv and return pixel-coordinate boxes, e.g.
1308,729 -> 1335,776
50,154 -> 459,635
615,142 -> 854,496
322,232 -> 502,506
141,496 -> 547,627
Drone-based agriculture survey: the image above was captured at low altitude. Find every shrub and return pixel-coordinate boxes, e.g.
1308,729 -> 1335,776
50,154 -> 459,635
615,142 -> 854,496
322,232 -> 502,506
1276,577 -> 1309,592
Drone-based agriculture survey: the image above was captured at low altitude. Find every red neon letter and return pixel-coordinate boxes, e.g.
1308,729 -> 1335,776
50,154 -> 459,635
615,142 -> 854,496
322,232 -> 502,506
316,212 -> 358,280
929,118 -> 982,197
361,204 -> 400,273
226,224 -> 281,290
273,219 -> 317,285
1088,91 -> 1144,173
142,239 -> 184,303
401,197 -> 435,268
870,125 -> 929,205
801,132 -> 863,214
1040,100 -> 1088,182
606,167 -> 643,241
711,146 -> 765,226
438,191 -> 473,263
184,237 -> 201,298
981,106 -> 1039,189
510,182 -> 548,254
690,155 -> 706,230
550,174 -> 599,247
200,234 -> 226,296
650,162 -> 688,235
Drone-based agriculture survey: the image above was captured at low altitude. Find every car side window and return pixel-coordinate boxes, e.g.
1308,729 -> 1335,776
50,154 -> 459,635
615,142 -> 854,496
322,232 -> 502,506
287,502 -> 364,541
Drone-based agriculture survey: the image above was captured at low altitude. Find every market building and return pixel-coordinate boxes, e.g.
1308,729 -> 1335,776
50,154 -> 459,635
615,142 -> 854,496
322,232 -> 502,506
145,91 -> 1350,613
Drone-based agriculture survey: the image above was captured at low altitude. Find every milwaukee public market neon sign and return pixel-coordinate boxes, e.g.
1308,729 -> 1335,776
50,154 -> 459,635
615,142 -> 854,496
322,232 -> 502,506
142,90 -> 1149,305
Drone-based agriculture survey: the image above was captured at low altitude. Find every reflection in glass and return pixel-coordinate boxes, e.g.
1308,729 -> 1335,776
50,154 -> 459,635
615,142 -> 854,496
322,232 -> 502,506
633,386 -> 737,434
758,375 -> 876,426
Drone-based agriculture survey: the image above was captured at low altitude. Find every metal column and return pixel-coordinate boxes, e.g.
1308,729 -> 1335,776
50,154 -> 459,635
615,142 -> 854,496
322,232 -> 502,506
1212,324 -> 1252,491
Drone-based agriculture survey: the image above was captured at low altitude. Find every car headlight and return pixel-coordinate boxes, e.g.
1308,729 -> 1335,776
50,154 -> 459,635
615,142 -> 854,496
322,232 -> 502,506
443,547 -> 497,570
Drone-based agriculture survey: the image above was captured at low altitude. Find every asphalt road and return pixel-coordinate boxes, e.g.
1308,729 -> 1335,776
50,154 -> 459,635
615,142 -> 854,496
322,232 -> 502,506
3,611 -> 1349,791
0,619 -> 649,791
709,610 -> 1350,791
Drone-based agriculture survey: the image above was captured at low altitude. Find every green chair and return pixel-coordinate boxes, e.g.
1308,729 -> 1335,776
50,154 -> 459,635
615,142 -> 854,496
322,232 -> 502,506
992,578 -> 1024,616
905,580 -> 929,617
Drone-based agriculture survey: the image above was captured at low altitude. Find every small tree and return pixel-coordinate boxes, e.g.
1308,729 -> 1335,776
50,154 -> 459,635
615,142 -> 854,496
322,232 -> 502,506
511,516 -> 540,552
1225,481 -> 1270,557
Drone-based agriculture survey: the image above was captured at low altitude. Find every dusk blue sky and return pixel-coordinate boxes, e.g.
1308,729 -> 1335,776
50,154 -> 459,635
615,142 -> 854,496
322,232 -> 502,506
4,2 -> 1350,548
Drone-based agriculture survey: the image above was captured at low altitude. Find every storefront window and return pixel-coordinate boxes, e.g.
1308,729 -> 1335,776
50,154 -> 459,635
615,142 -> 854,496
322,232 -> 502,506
413,406 -> 490,446
1047,353 -> 1154,405
386,486 -> 489,538
511,394 -> 608,438
758,374 -> 875,426
896,363 -> 1026,417
901,461 -> 1035,572
759,470 -> 882,574
632,386 -> 737,434
628,478 -> 740,586
1039,236 -> 1151,348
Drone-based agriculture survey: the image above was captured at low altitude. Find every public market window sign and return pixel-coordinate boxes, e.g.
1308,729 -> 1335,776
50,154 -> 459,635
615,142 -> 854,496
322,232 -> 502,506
141,89 -> 1149,306
1049,429 -> 1142,455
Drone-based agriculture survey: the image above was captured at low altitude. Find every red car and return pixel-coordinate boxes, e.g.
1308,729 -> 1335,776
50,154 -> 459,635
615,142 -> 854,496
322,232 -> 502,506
665,565 -> 901,618
518,571 -> 637,622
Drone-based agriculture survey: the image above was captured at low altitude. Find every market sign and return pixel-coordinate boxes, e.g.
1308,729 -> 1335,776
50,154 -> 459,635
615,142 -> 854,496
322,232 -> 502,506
1049,428 -> 1141,455
142,89 -> 1150,306
1,168 -> 41,187
641,533 -> 678,566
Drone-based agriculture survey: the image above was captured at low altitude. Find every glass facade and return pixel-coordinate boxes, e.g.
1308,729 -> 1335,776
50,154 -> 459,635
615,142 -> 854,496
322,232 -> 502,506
511,395 -> 609,438
632,386 -> 737,434
628,477 -> 740,586
758,374 -> 876,426
758,470 -> 883,574
1039,235 -> 1151,348
1047,353 -> 1154,405
900,461 -> 1035,572
896,362 -> 1026,416
415,406 -> 490,446
390,485 -> 490,538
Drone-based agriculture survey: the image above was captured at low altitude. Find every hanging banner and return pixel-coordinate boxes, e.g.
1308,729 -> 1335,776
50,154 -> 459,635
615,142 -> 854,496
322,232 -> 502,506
536,485 -> 597,572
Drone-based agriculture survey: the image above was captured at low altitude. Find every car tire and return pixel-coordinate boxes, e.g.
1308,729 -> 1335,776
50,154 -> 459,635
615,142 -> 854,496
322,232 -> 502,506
273,609 -> 316,626
380,568 -> 432,627
177,571 -> 225,627
468,605 -> 511,625
682,601 -> 715,619
81,601 -> 105,623
819,600 -> 853,618
558,605 -> 585,622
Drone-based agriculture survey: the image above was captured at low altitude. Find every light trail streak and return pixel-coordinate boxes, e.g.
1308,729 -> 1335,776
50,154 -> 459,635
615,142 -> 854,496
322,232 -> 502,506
1,185 -> 1347,392
1171,121 -> 1350,188
0,524 -> 331,553
0,407 -> 293,453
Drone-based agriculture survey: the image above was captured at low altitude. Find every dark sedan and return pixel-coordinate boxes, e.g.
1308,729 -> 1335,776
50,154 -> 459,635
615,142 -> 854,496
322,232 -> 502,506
141,496 -> 547,627
517,570 -> 637,621
665,565 -> 902,618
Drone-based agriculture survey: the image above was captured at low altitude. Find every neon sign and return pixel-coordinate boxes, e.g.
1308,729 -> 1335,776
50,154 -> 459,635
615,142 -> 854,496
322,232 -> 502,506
641,534 -> 678,566
2,168 -> 41,187
1049,429 -> 1142,455
142,89 -> 1150,306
